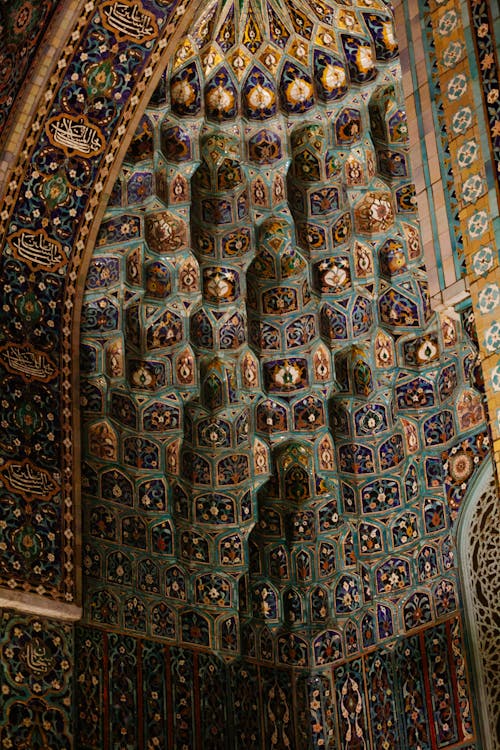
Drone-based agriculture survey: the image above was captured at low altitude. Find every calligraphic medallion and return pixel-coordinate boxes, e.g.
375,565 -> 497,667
101,0 -> 158,42
45,114 -> 105,158
0,459 -> 60,501
0,343 -> 58,382
7,229 -> 65,272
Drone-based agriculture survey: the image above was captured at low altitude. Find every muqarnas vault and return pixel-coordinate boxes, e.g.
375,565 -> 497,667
0,0 -> 493,749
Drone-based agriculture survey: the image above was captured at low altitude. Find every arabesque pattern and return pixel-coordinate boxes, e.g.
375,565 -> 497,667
74,614 -> 477,749
0,0 -> 198,604
0,609 -> 73,748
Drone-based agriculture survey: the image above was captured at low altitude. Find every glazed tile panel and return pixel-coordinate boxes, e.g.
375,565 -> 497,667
0,609 -> 73,748
0,611 -> 473,749
467,0 -> 500,195
74,616 -> 477,750
78,1 -> 486,741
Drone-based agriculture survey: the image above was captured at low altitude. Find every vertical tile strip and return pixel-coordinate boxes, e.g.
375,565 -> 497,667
165,646 -> 175,749
419,630 -> 439,750
446,618 -> 465,744
137,639 -> 144,750
103,631 -> 110,750
193,650 -> 202,750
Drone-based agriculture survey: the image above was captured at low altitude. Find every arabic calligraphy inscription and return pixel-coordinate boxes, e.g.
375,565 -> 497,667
46,114 -> 105,159
0,343 -> 58,382
7,229 -> 65,272
101,0 -> 158,42
0,459 -> 60,500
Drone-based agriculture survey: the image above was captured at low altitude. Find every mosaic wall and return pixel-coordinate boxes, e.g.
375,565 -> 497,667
0,608 -> 73,748
80,0 -> 487,651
